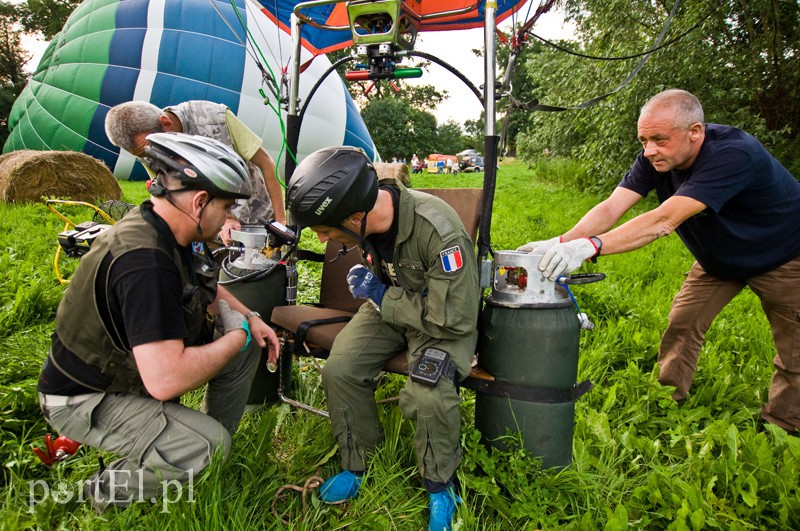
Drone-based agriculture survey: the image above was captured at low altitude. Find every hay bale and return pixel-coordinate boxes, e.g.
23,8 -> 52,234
0,150 -> 121,203
373,162 -> 410,186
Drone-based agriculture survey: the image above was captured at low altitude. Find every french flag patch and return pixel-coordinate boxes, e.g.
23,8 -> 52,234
440,246 -> 464,273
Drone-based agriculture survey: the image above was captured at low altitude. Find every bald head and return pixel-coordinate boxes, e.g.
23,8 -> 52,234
640,89 -> 704,130
637,90 -> 706,172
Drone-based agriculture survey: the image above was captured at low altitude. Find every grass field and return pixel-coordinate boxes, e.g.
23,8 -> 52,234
0,159 -> 798,529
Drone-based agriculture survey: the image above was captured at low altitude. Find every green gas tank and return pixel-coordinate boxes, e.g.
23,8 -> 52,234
219,226 -> 290,405
475,250 -> 589,468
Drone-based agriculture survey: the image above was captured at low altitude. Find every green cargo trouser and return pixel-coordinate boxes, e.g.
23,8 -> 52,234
322,303 -> 475,484
39,339 -> 260,507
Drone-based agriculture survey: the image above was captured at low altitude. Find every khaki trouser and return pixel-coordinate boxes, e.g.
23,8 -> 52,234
40,340 -> 260,506
658,257 -> 800,431
322,304 -> 475,484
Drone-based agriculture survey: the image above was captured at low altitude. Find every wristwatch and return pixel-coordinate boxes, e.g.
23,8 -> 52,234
245,310 -> 262,321
588,236 -> 602,261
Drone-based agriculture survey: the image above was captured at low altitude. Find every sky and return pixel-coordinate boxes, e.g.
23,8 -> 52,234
18,2 -> 575,126
409,9 -> 576,125
21,39 -> 47,74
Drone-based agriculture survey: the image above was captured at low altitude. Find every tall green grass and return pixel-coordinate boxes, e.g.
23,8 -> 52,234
0,163 -> 797,529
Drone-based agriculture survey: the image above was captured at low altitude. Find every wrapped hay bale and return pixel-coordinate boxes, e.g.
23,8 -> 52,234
0,150 -> 122,203
373,162 -> 410,186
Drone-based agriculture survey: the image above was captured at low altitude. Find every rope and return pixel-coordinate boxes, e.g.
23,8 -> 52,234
498,0 -> 684,155
519,0 -> 682,112
271,469 -> 325,524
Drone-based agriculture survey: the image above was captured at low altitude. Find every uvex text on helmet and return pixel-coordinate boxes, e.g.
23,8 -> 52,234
144,132 -> 252,199
287,146 -> 378,228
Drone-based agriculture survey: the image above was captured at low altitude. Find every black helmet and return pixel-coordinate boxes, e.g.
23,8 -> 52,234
287,146 -> 378,228
143,132 -> 252,200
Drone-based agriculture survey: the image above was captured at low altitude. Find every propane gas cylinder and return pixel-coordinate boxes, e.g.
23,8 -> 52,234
475,250 -> 587,468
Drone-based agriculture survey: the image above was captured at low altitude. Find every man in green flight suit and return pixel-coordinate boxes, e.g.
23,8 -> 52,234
286,147 -> 480,531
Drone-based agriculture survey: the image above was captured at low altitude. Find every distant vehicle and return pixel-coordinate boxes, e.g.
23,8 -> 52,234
457,149 -> 480,158
460,155 -> 484,172
427,153 -> 459,174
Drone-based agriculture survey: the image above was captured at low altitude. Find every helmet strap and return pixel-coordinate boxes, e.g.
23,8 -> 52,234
194,194 -> 214,239
149,172 -> 198,198
335,214 -> 368,244
161,186 -> 208,240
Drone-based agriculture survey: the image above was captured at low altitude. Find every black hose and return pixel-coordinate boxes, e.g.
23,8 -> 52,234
288,55 -> 358,183
478,135 -> 499,260
298,55 -> 360,123
217,247 -> 296,286
407,50 -> 483,104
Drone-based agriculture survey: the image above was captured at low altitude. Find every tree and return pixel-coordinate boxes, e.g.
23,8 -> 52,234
360,96 -> 438,161
463,116 -> 484,150
513,0 -> 800,189
436,120 -> 468,155
19,0 -> 80,39
0,1 -> 30,146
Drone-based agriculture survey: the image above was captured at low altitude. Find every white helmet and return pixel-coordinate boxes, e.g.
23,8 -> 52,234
144,133 -> 252,200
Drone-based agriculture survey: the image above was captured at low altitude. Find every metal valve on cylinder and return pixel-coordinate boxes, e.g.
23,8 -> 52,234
228,225 -> 281,271
490,250 -> 571,307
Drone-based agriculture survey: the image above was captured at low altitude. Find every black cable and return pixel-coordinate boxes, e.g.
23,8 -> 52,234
298,55 -> 360,124
407,50 -> 483,104
299,51 -> 483,123
526,0 -> 725,62
514,0 -> 683,113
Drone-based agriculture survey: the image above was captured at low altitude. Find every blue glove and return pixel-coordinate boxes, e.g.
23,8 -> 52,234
346,265 -> 387,306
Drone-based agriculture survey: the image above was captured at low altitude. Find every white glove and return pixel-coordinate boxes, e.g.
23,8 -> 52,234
516,236 -> 561,254
539,238 -> 597,280
217,300 -> 246,335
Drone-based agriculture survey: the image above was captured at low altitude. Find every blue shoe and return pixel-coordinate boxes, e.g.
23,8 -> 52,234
319,471 -> 362,504
428,486 -> 460,531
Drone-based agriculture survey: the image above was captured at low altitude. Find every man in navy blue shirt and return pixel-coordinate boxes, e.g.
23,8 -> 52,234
518,89 -> 800,432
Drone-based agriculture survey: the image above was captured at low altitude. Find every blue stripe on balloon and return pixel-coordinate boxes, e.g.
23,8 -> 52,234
149,75 -> 241,110
99,64 -> 141,108
92,0 -> 150,174
151,0 -> 245,107
342,86 -> 375,160
115,0 -> 149,30
103,0 -> 149,103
